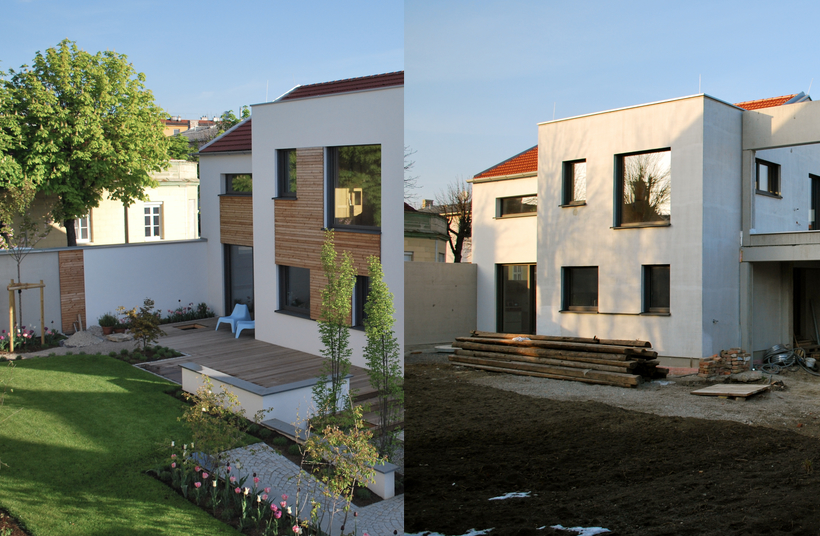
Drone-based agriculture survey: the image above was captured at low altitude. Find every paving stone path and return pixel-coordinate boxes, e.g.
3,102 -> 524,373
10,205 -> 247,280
218,443 -> 403,536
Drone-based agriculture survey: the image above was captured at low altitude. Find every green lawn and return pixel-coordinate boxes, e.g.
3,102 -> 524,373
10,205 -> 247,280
0,354 -> 241,535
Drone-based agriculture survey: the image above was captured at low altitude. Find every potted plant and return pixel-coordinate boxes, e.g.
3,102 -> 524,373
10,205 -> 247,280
98,312 -> 117,335
114,318 -> 129,333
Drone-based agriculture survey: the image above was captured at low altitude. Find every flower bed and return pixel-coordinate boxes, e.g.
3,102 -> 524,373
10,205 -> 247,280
108,345 -> 184,364
0,324 -> 65,355
160,302 -> 215,325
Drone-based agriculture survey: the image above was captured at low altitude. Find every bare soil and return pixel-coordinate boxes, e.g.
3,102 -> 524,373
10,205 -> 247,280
405,360 -> 820,536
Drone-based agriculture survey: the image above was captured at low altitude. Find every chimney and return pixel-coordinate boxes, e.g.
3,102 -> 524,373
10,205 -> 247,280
422,199 -> 435,208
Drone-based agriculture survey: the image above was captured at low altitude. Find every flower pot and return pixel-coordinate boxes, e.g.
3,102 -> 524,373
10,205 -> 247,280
102,326 -> 114,335
114,328 -> 126,334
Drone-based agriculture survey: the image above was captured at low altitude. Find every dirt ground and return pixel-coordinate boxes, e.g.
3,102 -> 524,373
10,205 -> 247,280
404,355 -> 820,536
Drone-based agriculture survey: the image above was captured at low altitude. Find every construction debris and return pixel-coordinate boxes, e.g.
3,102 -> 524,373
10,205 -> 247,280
448,331 -> 665,388
698,348 -> 751,377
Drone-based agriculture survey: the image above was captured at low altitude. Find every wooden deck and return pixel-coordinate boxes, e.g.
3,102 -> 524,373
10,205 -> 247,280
141,317 -> 375,399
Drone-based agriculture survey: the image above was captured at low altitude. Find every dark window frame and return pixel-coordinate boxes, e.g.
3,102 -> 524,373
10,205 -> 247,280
278,265 -> 311,317
225,173 -> 253,196
561,159 -> 587,206
277,149 -> 297,198
497,194 -> 538,217
495,264 -> 537,334
326,145 -> 382,232
614,148 -> 671,228
352,275 -> 370,329
643,264 -> 670,314
811,174 -> 820,230
755,158 -> 781,197
561,266 -> 598,312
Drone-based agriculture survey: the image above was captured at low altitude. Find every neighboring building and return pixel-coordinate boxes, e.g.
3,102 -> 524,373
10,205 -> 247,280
33,160 -> 200,248
199,72 -> 404,370
472,92 -> 820,363
162,116 -> 218,136
404,203 -> 448,262
418,199 -> 473,263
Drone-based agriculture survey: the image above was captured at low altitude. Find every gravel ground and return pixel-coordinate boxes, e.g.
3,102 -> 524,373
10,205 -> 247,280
405,343 -> 820,439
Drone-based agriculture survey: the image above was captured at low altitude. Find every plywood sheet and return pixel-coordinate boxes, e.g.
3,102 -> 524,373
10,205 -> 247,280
691,384 -> 770,399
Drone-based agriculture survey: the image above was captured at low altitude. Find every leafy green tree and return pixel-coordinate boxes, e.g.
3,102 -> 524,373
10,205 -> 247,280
4,40 -> 171,246
0,67 -> 38,230
363,255 -> 403,459
168,133 -> 194,161
218,105 -> 250,134
312,230 -> 356,421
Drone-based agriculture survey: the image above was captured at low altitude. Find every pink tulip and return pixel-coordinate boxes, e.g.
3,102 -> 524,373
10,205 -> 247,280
235,487 -> 241,494
202,472 -> 209,479
262,494 -> 268,501
171,454 -> 176,458
274,509 -> 282,519
171,462 -> 176,468
264,487 -> 271,494
271,504 -> 279,512
195,466 -> 201,472
230,476 -> 236,483
282,494 -> 288,500
253,477 -> 259,485
292,525 -> 301,534
194,482 -> 201,488
280,501 -> 287,509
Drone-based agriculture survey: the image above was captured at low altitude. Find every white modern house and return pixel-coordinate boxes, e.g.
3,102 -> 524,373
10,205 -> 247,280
198,72 -> 405,370
472,92 -> 820,364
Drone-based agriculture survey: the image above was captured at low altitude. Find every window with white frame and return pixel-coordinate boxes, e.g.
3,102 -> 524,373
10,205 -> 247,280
144,203 -> 162,239
74,215 -> 90,243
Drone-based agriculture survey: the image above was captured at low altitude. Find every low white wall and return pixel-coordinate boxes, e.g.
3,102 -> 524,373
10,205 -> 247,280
0,249 -> 62,334
83,240 -> 210,326
405,261 -> 477,345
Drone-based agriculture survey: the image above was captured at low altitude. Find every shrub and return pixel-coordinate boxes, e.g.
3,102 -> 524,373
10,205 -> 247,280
271,436 -> 287,446
354,487 -> 372,500
287,444 -> 301,456
108,351 -> 117,357
98,312 -> 117,328
259,428 -> 272,439
118,299 -> 165,351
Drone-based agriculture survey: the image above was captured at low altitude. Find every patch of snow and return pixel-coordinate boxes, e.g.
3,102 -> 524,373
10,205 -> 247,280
488,491 -> 530,500
549,525 -> 611,535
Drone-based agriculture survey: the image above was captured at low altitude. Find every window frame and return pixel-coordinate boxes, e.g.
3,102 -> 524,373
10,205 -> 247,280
326,144 -> 382,232
643,264 -> 671,314
496,194 -> 538,218
352,275 -> 370,329
756,158 -> 781,197
561,266 -> 598,312
811,174 -> 820,230
614,148 -> 672,228
225,173 -> 253,196
75,214 -> 91,243
278,265 -> 311,317
277,149 -> 297,198
495,264 -> 537,334
144,202 -> 162,240
561,159 -> 587,206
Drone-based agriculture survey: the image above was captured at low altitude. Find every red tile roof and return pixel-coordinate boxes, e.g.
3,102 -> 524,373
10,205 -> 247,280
474,146 -> 538,179
199,118 -> 252,153
278,72 -> 404,101
734,94 -> 798,110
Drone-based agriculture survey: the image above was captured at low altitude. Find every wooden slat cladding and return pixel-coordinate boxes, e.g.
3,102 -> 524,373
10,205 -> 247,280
58,250 -> 86,333
220,195 -> 253,246
275,147 -> 381,320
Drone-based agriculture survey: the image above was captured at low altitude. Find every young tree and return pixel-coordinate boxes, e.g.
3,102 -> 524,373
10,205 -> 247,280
4,40 -> 171,246
435,176 -> 472,262
363,255 -> 403,459
313,230 -> 356,420
4,210 -> 53,326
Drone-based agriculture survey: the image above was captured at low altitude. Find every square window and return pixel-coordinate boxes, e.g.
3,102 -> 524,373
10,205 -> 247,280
279,266 -> 310,316
562,267 -> 598,312
756,159 -> 780,196
404,251 -> 414,262
498,195 -> 537,217
644,265 -> 670,313
437,252 -> 446,262
226,174 -> 253,195
144,203 -> 162,239
277,149 -> 297,197
616,149 -> 671,226
328,145 -> 381,229
562,160 -> 586,205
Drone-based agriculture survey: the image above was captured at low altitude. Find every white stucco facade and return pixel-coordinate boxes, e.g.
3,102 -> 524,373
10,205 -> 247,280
474,94 -> 820,361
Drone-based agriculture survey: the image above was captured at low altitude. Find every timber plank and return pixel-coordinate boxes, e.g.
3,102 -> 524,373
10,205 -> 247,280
471,330 -> 652,348
450,354 -> 641,385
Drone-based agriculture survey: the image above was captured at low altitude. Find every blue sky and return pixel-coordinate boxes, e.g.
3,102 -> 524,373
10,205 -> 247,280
406,0 -> 820,202
2,0 -> 403,119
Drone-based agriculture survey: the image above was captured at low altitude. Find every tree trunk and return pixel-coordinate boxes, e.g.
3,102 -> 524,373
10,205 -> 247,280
64,219 -> 77,247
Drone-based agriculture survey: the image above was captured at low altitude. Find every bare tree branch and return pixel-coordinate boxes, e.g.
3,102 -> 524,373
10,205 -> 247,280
434,176 -> 472,263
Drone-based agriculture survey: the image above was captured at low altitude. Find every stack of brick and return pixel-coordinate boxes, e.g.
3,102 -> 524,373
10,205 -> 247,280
698,348 -> 751,377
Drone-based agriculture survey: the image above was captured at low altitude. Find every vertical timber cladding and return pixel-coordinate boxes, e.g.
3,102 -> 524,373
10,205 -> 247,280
274,147 -> 380,320
58,249 -> 86,333
220,196 -> 254,246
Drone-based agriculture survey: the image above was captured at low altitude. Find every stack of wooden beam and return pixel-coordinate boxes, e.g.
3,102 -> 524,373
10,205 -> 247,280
449,331 -> 665,388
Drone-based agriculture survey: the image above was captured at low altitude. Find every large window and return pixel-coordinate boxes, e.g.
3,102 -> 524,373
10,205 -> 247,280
277,149 -> 297,198
496,264 -> 536,334
562,267 -> 598,312
811,174 -> 820,230
562,159 -> 587,205
756,159 -> 780,197
226,174 -> 253,195
144,203 -> 162,239
279,266 -> 310,317
328,145 -> 381,230
616,149 -> 671,226
643,265 -> 670,314
498,195 -> 537,217
225,245 -> 254,318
